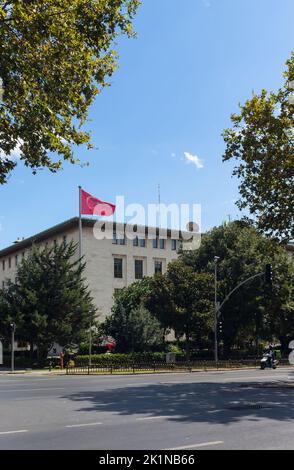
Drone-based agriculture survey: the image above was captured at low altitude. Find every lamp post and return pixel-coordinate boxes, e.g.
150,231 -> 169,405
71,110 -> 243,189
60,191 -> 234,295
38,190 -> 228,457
10,323 -> 16,372
214,257 -> 220,364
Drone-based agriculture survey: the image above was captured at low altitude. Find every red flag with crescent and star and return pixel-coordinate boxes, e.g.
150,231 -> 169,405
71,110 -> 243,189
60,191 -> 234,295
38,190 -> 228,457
80,189 -> 116,216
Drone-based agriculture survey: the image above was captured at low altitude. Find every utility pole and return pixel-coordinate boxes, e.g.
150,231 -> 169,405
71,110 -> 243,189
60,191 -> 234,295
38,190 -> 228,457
10,323 -> 16,372
214,257 -> 220,364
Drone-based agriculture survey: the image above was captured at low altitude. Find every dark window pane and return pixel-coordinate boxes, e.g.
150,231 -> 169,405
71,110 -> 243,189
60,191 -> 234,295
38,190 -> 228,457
153,238 -> 158,249
135,260 -> 143,279
154,261 -> 163,274
114,258 -> 123,278
159,239 -> 165,249
139,238 -> 146,248
171,239 -> 177,251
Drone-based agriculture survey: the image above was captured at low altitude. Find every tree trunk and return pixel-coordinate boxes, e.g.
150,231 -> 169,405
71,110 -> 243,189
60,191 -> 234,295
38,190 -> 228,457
185,327 -> 191,361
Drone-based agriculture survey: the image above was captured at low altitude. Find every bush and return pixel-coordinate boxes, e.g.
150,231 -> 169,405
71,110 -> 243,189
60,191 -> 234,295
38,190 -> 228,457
74,352 -> 172,366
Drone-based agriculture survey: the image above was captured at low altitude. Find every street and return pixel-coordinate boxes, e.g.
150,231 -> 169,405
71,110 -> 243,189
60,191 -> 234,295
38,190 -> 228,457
0,368 -> 294,450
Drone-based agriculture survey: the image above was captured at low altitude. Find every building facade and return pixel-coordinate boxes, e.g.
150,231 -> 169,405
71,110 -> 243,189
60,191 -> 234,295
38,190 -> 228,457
0,218 -> 184,320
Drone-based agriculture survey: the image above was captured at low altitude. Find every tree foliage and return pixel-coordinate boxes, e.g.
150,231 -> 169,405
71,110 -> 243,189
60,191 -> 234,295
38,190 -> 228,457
146,262 -> 214,358
0,0 -> 139,183
102,303 -> 163,353
223,53 -> 294,241
181,221 -> 294,354
0,241 -> 96,357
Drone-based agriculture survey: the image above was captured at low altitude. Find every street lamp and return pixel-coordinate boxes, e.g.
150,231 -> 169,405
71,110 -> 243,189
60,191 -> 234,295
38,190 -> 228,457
214,257 -> 220,364
10,322 -> 16,372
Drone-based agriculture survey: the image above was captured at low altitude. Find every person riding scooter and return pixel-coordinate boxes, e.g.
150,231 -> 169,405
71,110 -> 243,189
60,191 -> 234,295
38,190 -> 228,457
260,344 -> 277,370
267,345 -> 275,367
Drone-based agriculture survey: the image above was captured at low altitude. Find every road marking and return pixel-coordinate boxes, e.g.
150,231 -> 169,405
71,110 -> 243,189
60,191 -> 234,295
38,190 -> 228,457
126,383 -> 153,387
0,387 -> 65,393
137,416 -> 170,421
65,422 -> 103,428
0,430 -> 28,436
165,441 -> 224,450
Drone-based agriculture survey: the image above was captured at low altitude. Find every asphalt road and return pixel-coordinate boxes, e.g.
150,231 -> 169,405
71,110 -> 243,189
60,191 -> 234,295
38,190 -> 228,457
0,368 -> 294,450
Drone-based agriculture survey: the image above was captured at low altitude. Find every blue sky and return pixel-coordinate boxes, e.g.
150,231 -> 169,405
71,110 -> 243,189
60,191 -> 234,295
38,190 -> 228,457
0,0 -> 293,247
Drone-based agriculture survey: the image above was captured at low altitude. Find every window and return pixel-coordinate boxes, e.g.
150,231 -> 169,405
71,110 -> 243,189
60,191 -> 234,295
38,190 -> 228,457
134,237 -> 146,248
154,260 -> 163,275
15,255 -> 18,266
2,260 -> 5,271
153,238 -> 158,249
114,258 -> 123,278
135,259 -> 143,280
2,281 -> 4,289
8,257 -> 11,269
113,232 -> 126,245
171,239 -> 177,251
139,238 -> 146,248
22,252 -> 25,259
63,235 -> 67,244
114,288 -> 122,297
159,239 -> 165,249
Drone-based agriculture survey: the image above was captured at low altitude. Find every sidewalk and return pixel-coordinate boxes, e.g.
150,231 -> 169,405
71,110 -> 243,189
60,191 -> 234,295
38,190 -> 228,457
0,368 -> 66,376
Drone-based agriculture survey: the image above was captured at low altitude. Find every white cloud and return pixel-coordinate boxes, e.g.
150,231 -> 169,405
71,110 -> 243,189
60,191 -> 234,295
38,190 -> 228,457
184,151 -> 204,169
171,152 -> 176,158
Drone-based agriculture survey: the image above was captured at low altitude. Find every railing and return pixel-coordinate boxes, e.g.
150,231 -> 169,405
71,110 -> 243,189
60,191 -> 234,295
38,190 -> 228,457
66,358 -> 290,375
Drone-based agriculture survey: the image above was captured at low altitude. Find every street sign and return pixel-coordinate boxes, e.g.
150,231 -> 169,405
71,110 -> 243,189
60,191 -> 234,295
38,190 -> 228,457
47,342 -> 64,358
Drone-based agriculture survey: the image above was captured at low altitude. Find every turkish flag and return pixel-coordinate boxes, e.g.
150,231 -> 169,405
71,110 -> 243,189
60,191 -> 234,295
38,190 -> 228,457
80,189 -> 116,216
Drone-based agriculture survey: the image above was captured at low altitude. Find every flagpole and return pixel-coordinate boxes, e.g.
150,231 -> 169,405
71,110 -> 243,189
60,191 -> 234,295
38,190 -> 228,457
78,186 -> 82,260
79,186 -> 92,368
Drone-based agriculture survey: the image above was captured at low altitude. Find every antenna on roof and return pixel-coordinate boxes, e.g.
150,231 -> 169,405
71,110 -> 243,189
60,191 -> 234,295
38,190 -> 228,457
158,183 -> 161,228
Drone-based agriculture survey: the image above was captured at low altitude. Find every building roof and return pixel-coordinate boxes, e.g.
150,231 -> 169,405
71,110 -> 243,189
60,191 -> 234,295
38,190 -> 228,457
0,217 -> 80,258
0,217 -> 193,258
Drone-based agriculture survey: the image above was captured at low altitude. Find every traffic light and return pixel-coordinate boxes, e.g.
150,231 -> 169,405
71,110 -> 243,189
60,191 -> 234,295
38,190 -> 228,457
219,321 -> 223,335
265,264 -> 273,285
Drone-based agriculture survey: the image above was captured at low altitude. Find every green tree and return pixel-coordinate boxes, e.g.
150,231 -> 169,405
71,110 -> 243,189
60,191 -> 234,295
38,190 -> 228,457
0,0 -> 139,184
0,241 -> 96,358
223,53 -> 294,241
181,221 -> 294,355
146,262 -> 214,359
102,303 -> 163,353
111,277 -> 154,318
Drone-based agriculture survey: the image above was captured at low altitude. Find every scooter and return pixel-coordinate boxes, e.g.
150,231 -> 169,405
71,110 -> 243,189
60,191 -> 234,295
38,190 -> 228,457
260,353 -> 278,370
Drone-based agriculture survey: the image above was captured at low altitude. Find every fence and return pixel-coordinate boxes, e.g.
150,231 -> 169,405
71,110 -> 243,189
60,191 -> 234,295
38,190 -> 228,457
66,358 -> 289,375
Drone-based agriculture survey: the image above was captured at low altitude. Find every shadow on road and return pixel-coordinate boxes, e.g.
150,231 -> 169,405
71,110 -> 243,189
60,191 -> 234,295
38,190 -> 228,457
62,380 -> 294,425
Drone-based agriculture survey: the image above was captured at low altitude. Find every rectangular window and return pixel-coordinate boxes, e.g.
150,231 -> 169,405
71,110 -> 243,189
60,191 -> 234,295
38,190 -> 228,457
114,258 -> 123,278
2,260 -> 5,271
154,260 -> 163,275
135,259 -> 144,280
139,238 -> 146,248
22,252 -> 25,259
8,257 -> 11,269
171,239 -> 177,251
113,232 -> 126,245
15,255 -> 18,266
133,237 -> 139,247
63,235 -> 67,244
159,239 -> 165,249
153,238 -> 158,249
